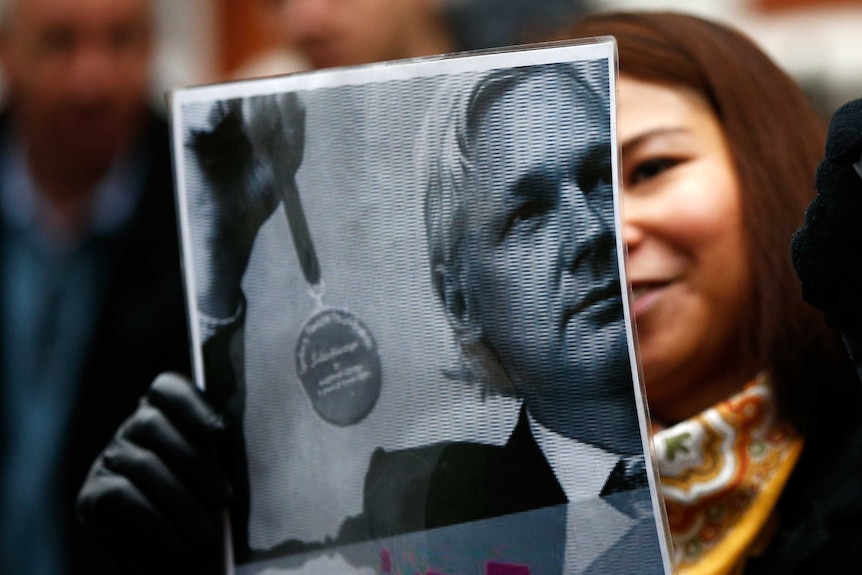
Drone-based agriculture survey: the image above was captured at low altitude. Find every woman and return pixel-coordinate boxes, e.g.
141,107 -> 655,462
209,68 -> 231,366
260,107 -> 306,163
556,11 -> 862,574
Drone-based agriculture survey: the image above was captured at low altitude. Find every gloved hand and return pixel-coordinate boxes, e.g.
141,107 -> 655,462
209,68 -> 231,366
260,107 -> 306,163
187,93 -> 307,319
791,98 -> 862,333
76,373 -> 237,574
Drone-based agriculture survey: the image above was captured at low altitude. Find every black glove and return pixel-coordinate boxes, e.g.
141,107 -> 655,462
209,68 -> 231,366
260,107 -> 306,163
791,98 -> 862,332
188,94 -> 306,319
76,373 -> 235,574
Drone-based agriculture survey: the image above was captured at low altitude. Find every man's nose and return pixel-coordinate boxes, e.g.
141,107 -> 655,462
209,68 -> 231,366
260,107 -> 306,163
67,42 -> 117,104
560,183 -> 614,273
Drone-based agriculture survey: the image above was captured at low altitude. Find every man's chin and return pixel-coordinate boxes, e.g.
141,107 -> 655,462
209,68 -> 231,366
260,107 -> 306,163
57,129 -> 130,163
55,107 -> 139,146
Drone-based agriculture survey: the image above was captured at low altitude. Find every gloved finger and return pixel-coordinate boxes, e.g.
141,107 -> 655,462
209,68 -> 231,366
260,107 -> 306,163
101,438 -> 223,550
120,402 -> 233,508
278,91 -> 306,130
145,372 -> 226,446
794,246 -> 855,319
208,99 -> 244,137
803,191 -> 862,279
275,91 -> 306,172
815,161 -> 862,248
809,185 -> 862,290
825,98 -> 862,165
245,93 -> 305,162
245,95 -> 279,155
77,465 -> 197,558
792,201 -> 862,328
191,98 -> 253,186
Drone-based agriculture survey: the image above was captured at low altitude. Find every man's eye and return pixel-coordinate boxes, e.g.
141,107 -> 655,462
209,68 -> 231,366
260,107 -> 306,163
502,197 -> 552,238
39,27 -> 75,54
578,156 -> 612,195
110,27 -> 137,51
630,158 -> 679,184
513,200 -> 546,222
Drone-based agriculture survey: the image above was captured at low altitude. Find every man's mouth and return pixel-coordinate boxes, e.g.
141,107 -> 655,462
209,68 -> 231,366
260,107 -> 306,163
563,283 -> 623,327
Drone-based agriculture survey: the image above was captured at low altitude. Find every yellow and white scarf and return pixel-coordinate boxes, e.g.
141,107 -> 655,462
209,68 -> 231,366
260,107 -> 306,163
652,376 -> 803,575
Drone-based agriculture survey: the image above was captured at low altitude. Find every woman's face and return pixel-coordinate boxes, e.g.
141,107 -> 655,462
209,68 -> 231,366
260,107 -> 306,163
619,75 -> 753,423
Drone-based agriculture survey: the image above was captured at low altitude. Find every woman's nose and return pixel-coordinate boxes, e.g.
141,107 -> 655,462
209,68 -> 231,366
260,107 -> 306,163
622,193 -> 645,252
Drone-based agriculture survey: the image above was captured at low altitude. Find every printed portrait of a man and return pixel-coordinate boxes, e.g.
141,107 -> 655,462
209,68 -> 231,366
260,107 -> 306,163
174,46 -> 667,574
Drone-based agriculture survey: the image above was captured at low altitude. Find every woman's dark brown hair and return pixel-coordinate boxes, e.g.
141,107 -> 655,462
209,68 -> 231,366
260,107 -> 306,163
555,12 -> 850,427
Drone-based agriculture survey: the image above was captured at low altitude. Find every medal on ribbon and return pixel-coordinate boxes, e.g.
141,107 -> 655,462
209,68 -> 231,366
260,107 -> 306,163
276,142 -> 382,427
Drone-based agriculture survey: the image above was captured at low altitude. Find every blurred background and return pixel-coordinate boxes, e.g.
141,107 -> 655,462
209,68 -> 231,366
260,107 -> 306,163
138,0 -> 862,118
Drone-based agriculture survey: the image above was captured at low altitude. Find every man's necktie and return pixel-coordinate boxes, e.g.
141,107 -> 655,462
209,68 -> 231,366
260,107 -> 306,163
600,455 -> 648,496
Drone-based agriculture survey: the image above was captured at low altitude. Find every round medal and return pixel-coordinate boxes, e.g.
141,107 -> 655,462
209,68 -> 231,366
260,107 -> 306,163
295,308 -> 382,426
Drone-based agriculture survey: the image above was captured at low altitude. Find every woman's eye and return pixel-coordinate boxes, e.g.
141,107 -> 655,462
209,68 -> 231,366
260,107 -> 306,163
630,157 -> 678,184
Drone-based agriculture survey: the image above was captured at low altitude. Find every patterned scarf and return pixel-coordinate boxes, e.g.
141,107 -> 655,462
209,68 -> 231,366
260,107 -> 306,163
652,376 -> 803,574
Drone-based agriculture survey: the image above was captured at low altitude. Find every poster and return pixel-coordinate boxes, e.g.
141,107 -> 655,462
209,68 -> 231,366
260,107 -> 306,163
170,38 -> 672,575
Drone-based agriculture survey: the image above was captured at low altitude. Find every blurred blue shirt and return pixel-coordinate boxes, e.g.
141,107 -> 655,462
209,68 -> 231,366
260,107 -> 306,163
0,135 -> 142,575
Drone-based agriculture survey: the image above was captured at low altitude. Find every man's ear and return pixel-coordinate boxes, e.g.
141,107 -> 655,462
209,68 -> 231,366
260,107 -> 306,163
434,264 -> 474,337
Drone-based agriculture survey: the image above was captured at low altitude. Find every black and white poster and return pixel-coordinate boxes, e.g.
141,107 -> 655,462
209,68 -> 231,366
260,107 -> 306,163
170,38 -> 672,575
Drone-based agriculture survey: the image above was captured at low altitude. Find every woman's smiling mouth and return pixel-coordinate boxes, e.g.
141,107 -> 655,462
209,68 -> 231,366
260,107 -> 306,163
630,280 -> 672,318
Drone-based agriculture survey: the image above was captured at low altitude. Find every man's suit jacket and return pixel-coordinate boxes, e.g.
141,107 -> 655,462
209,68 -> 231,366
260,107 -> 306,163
349,408 -> 662,573
350,407 -> 568,540
251,407 -> 570,562
252,406 -> 661,573
0,111 -> 192,574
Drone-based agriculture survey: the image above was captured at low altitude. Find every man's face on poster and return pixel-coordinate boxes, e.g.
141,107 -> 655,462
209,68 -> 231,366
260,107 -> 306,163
454,72 -> 631,433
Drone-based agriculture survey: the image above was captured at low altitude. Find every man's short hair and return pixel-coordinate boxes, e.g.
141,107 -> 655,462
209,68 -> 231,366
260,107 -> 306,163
417,60 -> 608,396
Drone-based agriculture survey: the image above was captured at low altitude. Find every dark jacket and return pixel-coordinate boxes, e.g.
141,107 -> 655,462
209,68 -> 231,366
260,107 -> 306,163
352,408 -> 568,538
0,110 -> 192,574
746,354 -> 862,574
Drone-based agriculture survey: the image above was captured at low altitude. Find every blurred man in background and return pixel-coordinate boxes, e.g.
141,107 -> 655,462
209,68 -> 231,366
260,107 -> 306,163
234,0 -> 456,77
269,0 -> 455,69
0,0 -> 190,573
235,0 -> 592,77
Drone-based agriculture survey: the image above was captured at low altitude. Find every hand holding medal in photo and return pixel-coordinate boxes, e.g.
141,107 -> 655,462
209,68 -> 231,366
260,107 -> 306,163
266,94 -> 382,427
